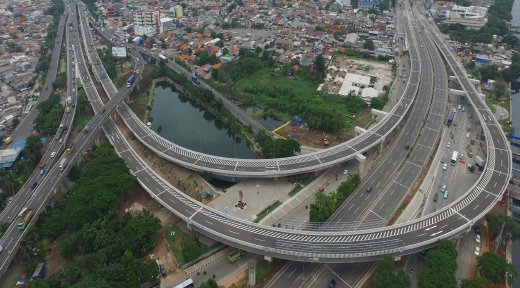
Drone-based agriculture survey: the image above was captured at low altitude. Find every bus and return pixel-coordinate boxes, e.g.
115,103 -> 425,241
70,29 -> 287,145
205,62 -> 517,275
173,278 -> 194,288
450,151 -> 458,166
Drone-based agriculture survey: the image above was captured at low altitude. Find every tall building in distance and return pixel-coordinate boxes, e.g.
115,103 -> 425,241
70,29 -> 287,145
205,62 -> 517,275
174,5 -> 183,19
133,10 -> 160,37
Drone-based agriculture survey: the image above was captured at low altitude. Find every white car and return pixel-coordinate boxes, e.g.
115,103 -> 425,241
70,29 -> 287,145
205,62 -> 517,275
447,142 -> 451,148
466,132 -> 470,138
474,246 -> 481,256
475,234 -> 481,243
443,163 -> 447,171
50,151 -> 56,158
343,169 -> 349,175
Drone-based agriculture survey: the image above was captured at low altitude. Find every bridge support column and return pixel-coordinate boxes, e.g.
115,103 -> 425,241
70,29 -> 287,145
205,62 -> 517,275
355,153 -> 367,178
449,88 -> 465,96
371,108 -> 388,123
354,126 -> 366,136
379,136 -> 385,154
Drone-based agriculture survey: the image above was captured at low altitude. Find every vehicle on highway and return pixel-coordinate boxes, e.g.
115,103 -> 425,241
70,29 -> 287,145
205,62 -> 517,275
433,193 -> 438,202
30,182 -> 38,189
65,144 -> 75,154
343,169 -> 349,175
474,246 -> 480,256
366,187 -> 373,193
126,74 -> 136,87
475,234 -> 481,243
65,106 -> 71,113
443,189 -> 449,199
462,106 -> 465,112
50,151 -> 56,158
447,111 -> 456,126
59,157 -> 68,172
17,208 -> 34,230
451,151 -> 458,166
466,132 -> 470,138
39,169 -> 45,176
3,136 -> 13,145
59,138 -> 64,144
227,249 -> 243,263
447,142 -> 451,148
458,105 -> 461,110
329,279 -> 337,288
475,225 -> 481,235
443,163 -> 447,171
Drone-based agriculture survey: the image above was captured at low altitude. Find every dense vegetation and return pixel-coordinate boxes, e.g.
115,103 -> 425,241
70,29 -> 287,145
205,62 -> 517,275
417,240 -> 458,288
375,256 -> 410,288
52,72 -> 66,90
211,48 -> 368,132
97,48 -> 118,80
73,89 -> 93,130
27,144 -> 160,287
0,135 -> 43,213
254,131 -> 301,158
34,93 -> 64,135
309,173 -> 361,222
439,0 -> 518,48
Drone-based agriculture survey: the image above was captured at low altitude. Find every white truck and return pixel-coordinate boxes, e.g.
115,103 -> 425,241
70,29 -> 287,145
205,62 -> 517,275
59,157 -> 68,172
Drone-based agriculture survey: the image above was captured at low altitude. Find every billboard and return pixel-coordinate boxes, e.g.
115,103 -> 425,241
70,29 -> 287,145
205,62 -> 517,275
111,46 -> 127,58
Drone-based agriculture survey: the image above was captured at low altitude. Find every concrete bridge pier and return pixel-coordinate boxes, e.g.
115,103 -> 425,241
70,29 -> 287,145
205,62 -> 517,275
354,126 -> 366,136
370,108 -> 388,123
355,153 -> 367,178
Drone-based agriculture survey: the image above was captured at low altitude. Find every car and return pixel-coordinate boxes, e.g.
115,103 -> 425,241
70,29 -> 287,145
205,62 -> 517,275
367,187 -> 373,193
440,184 -> 447,192
474,246 -> 481,256
51,151 -> 56,158
462,106 -> 465,112
59,138 -> 64,144
458,105 -> 461,110
466,132 -> 470,138
459,154 -> 464,160
101,108 -> 106,114
475,234 -> 481,243
475,225 -> 481,235
433,193 -> 438,202
39,169 -> 45,176
441,157 -> 445,163
31,182 -> 38,189
447,142 -> 451,148
343,169 -> 349,175
329,279 -> 337,288
443,163 -> 447,171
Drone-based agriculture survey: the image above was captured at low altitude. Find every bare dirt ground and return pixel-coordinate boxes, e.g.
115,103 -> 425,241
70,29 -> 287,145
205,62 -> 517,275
220,270 -> 248,288
274,110 -> 372,149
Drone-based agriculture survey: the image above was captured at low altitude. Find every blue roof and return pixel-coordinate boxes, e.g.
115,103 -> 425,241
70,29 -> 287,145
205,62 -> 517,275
0,140 -> 25,168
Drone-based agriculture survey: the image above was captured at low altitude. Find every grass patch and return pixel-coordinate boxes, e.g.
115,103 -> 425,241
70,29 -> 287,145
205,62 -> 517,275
235,68 -> 368,132
253,201 -> 282,223
289,183 -> 304,197
255,260 -> 283,284
484,96 -> 497,113
164,226 -> 213,265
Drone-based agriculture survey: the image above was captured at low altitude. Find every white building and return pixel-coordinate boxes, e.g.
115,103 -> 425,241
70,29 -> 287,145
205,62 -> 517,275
134,11 -> 160,37
160,17 -> 174,34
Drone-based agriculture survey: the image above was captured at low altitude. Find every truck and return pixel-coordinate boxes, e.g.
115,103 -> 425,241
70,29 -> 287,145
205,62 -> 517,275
127,74 -> 136,87
59,157 -> 68,172
159,54 -> 168,61
17,208 -> 33,230
475,155 -> 485,168
446,111 -> 456,126
31,263 -> 46,280
227,249 -> 243,263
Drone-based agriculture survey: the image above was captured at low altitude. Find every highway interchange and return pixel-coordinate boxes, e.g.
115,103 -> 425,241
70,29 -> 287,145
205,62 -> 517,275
0,0 -> 513,279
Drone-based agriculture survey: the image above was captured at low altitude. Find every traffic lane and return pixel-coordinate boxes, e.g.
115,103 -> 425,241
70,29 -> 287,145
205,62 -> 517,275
266,262 -> 318,288
457,188 -> 501,221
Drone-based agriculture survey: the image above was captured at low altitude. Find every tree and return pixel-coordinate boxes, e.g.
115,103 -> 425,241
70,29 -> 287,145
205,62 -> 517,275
24,135 -> 43,164
460,278 -> 490,288
375,256 -> 410,288
200,278 -> 219,288
418,240 -> 458,288
478,252 -> 516,284
313,54 -> 326,79
364,39 -> 375,51
127,36 -> 133,43
487,214 -> 520,241
494,80 -> 509,100
479,64 -> 500,82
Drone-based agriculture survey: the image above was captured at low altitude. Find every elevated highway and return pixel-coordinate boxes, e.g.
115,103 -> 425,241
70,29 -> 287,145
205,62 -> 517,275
73,0 -> 511,263
77,10 -> 421,178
